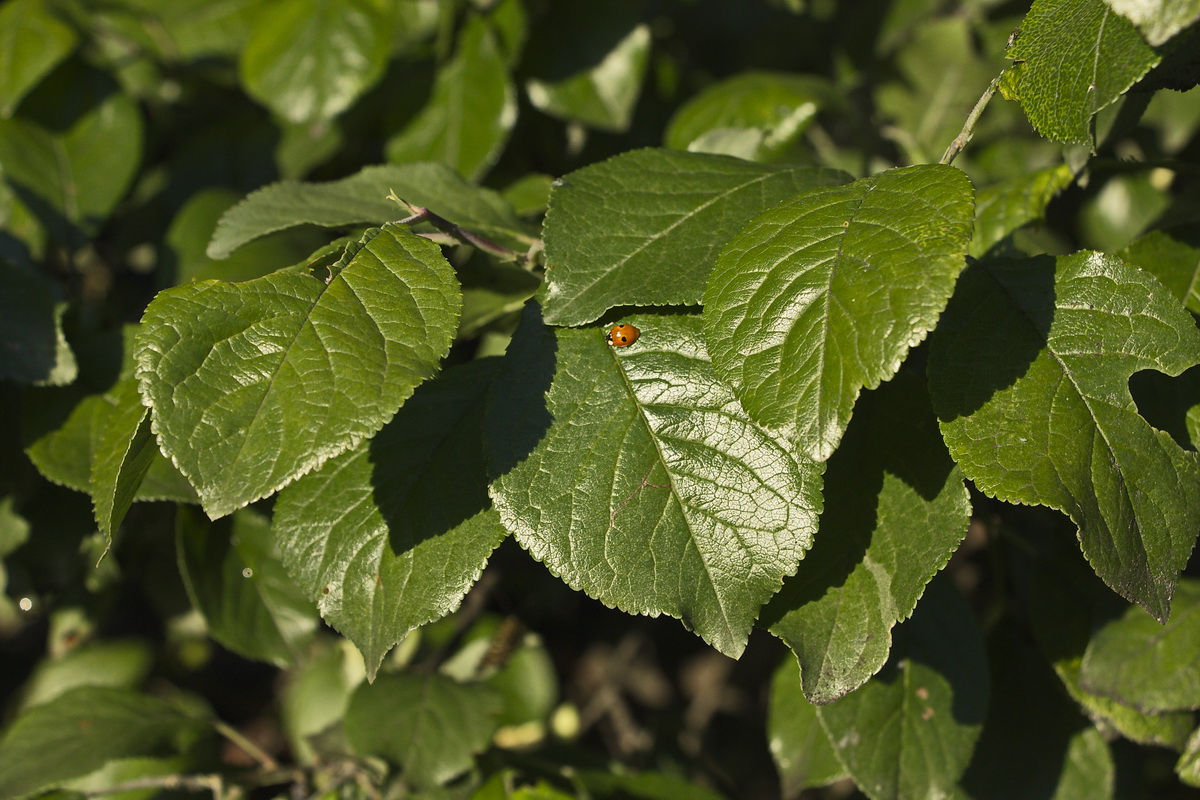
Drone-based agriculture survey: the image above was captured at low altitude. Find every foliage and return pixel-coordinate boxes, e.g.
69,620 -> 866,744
1,1 -> 1199,799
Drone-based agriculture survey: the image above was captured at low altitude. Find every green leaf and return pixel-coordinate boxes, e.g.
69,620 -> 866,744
1180,727 -> 1200,788
0,686 -> 208,800
207,162 -> 531,259
281,638 -> 364,763
763,371 -> 970,704
165,188 -> 333,286
137,224 -> 461,519
1119,230 -> 1200,314
90,378 -> 156,543
240,0 -> 392,124
664,72 -> 828,161
815,578 -> 987,800
0,260 -> 76,385
487,307 -> 822,658
1105,0 -> 1200,46
768,658 -> 847,795
274,360 -> 509,677
1078,579 -> 1200,712
971,164 -> 1075,258
929,253 -> 1200,621
0,61 -> 142,246
345,672 -> 500,788
1030,540 -> 1195,748
541,148 -> 849,326
0,0 -> 78,118
385,15 -> 516,180
1003,0 -> 1159,145
704,163 -> 975,462
522,0 -> 649,132
177,506 -> 319,667
17,640 -> 154,711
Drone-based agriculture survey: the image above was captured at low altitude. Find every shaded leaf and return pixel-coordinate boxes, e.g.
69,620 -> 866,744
177,506 -> 319,667
704,164 -> 974,461
768,658 -> 847,795
345,672 -> 499,788
0,61 -> 142,246
1003,0 -> 1159,145
1079,578 -> 1200,712
385,15 -> 516,180
541,148 -> 849,326
0,259 -> 75,385
971,164 -> 1075,258
522,0 -> 648,132
929,252 -> 1200,621
816,578 -> 988,800
1120,229 -> 1200,314
240,0 -> 391,124
207,162 -> 531,259
0,0 -> 78,118
1104,0 -> 1200,46
274,360 -> 509,677
664,72 -> 828,161
17,640 -> 154,711
137,224 -> 461,519
764,372 -> 970,704
487,307 -> 822,658
0,686 -> 208,800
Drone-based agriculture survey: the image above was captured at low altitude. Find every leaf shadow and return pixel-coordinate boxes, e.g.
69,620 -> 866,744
367,360 -> 502,556
931,256 -> 1056,421
484,301 -> 557,481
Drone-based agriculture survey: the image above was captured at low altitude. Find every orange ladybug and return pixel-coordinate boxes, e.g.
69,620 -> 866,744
606,324 -> 640,347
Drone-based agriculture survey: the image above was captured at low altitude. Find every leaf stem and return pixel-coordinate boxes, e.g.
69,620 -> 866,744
389,192 -> 534,265
940,74 -> 1002,166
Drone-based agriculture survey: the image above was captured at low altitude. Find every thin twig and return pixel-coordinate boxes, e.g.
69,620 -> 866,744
213,719 -> 279,771
940,74 -> 1002,166
77,773 -> 224,799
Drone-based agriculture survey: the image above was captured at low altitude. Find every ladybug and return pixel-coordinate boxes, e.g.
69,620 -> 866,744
606,324 -> 640,347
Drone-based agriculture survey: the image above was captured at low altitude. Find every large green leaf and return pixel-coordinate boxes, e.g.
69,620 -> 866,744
0,61 -> 142,246
541,148 -> 849,326
522,0 -> 648,132
0,259 -> 75,385
664,72 -> 829,162
0,686 -> 208,800
763,372 -> 970,704
487,307 -> 822,658
207,162 -> 531,259
0,0 -> 77,118
704,164 -> 975,461
1104,0 -> 1200,46
345,672 -> 500,788
274,360 -> 509,677
1002,0 -> 1159,145
1078,578 -> 1200,712
239,0 -> 392,124
137,224 -> 461,519
815,578 -> 987,800
177,506 -> 319,667
930,253 -> 1200,622
385,15 -> 516,181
